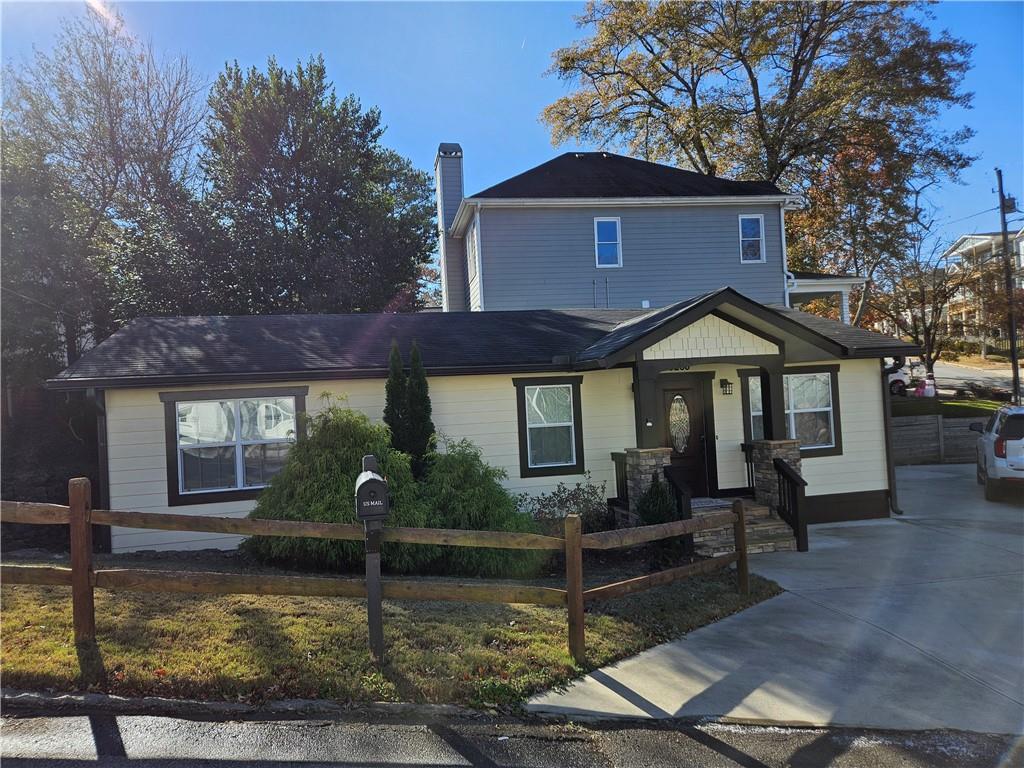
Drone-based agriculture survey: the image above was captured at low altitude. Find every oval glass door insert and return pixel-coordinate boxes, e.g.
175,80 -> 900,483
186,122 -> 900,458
669,394 -> 691,454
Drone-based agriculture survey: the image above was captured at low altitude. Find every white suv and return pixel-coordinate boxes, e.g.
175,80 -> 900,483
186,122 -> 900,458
972,405 -> 1024,501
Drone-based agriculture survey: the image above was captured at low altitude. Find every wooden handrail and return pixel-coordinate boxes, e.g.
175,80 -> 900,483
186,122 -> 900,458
580,510 -> 737,550
772,457 -> 809,486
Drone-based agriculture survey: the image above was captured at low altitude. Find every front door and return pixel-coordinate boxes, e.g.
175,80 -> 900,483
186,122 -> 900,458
662,383 -> 709,496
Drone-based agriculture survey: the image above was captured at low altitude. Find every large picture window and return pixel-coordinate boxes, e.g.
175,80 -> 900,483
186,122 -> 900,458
744,368 -> 842,456
513,376 -> 585,478
162,387 -> 307,506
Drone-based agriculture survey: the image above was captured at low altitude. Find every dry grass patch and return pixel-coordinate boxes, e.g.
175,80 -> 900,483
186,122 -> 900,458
1,571 -> 779,707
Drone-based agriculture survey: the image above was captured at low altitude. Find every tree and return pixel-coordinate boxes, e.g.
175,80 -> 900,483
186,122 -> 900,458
201,56 -> 437,315
405,341 -> 436,476
383,341 -> 408,453
1,134 -> 99,378
869,205 -> 976,372
3,5 -> 205,233
543,2 -> 973,191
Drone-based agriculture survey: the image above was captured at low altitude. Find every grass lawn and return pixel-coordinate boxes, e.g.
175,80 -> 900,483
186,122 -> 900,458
891,397 -> 1003,419
0,568 -> 780,707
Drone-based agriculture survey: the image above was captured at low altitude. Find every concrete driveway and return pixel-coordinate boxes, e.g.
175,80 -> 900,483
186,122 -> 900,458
528,465 -> 1024,734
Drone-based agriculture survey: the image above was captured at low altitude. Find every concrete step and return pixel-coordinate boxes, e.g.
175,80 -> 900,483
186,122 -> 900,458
698,531 -> 798,556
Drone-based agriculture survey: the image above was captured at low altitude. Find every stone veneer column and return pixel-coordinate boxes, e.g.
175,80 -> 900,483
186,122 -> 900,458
751,440 -> 801,509
624,447 -> 674,515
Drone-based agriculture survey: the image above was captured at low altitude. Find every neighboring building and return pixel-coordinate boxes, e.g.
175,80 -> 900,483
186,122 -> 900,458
942,229 -> 1024,341
49,145 -> 916,552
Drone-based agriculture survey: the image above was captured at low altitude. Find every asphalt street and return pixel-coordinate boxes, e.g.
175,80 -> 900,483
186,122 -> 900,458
930,361 -> 1020,391
1,714 -> 1019,767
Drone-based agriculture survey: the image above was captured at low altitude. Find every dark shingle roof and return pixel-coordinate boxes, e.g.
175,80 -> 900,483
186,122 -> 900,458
48,310 -> 642,387
49,292 -> 918,389
471,152 -> 783,199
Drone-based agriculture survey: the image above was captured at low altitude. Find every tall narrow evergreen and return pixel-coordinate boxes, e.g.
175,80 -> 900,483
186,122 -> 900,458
383,340 -> 407,451
405,340 -> 435,476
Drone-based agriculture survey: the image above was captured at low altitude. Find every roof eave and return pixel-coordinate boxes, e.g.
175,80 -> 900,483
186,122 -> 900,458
450,194 -> 800,236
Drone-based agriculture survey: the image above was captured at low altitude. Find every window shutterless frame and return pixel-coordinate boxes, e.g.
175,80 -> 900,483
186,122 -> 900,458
512,375 -> 585,478
161,387 -> 308,507
738,214 -> 766,263
738,367 -> 843,457
594,217 -> 623,268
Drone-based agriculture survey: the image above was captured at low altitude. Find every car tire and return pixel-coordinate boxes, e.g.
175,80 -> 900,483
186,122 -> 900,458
890,381 -> 907,397
977,463 -> 984,485
984,475 -> 1000,502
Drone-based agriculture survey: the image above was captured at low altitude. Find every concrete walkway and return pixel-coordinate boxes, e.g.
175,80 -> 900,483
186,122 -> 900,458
528,465 -> 1024,734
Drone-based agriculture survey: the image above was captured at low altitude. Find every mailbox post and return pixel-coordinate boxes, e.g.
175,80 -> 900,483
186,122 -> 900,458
355,454 -> 390,662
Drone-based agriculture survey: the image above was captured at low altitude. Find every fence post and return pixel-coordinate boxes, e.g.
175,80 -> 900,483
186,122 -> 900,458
564,514 -> 585,664
68,477 -> 95,644
732,499 -> 749,595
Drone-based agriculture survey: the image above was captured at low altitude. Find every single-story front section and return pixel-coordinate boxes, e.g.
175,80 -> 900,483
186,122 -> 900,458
48,288 -> 918,552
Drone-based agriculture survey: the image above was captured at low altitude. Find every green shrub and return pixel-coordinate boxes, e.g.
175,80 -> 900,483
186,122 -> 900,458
244,405 -> 544,577
518,473 -> 613,534
242,403 -> 431,573
634,473 -> 683,563
420,438 -> 547,577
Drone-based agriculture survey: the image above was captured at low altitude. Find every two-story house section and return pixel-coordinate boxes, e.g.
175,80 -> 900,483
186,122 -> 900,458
436,145 -> 804,312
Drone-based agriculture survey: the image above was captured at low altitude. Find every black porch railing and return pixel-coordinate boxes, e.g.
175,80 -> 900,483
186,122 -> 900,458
740,443 -> 755,491
611,451 -> 628,507
662,465 -> 695,556
773,457 -> 809,552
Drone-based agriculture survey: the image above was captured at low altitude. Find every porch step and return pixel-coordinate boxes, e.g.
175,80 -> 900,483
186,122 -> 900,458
693,503 -> 797,556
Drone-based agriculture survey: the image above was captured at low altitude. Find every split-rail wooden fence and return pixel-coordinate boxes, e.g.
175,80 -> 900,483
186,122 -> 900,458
1,478 -> 749,674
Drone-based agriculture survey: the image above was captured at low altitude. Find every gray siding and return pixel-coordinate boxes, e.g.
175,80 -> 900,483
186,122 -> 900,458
435,153 -> 468,311
478,204 -> 786,309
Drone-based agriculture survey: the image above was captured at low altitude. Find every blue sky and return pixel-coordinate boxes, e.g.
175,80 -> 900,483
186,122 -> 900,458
3,1 -> 1022,244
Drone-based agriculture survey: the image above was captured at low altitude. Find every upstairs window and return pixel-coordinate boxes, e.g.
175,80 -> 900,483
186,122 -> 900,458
739,214 -> 765,263
594,217 -> 622,268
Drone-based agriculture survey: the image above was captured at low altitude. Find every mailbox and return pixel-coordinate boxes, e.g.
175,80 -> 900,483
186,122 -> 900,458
355,454 -> 390,522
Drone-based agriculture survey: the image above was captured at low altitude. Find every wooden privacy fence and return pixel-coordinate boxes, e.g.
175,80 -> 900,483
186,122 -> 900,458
1,478 -> 748,671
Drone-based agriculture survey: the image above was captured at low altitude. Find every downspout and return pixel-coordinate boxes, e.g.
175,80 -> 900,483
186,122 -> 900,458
880,357 -> 905,516
780,203 -> 796,306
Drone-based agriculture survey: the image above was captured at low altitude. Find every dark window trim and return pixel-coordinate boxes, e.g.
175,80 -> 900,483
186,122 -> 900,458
512,375 -> 585,479
162,386 -> 308,507
738,365 -> 843,458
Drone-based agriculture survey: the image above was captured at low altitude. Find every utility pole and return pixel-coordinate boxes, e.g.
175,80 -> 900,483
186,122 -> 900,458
995,168 -> 1021,404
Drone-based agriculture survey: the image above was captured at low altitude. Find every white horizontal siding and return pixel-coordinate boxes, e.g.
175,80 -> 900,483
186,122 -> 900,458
104,369 -> 636,551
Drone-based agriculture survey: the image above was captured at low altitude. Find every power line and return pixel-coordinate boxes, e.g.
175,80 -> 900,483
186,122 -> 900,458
0,285 -> 61,312
943,206 -> 999,226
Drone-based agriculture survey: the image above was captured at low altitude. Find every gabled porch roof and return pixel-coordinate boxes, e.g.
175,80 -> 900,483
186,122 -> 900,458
575,287 -> 919,367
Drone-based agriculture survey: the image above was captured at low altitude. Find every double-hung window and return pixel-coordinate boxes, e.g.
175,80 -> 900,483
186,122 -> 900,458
513,376 -> 585,477
162,388 -> 307,505
745,369 -> 841,455
594,217 -> 622,268
739,214 -> 765,263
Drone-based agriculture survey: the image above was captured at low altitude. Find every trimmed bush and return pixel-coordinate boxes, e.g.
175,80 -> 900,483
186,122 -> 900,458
421,438 -> 547,577
635,473 -> 684,563
244,405 -> 545,577
242,403 -> 431,573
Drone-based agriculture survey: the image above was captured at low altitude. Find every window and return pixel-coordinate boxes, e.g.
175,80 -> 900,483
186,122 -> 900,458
162,387 -> 307,506
513,376 -> 585,477
594,217 -> 622,268
744,368 -> 841,455
739,214 -> 765,263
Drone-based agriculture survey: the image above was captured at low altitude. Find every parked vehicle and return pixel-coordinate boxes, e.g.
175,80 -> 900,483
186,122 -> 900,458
887,358 -> 923,396
971,405 -> 1024,501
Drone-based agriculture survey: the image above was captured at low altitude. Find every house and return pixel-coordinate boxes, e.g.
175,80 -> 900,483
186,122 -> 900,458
47,145 -> 917,552
943,229 -> 1024,342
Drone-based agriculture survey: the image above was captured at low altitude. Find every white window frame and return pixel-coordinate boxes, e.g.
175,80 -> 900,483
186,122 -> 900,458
176,397 -> 297,495
748,374 -> 836,449
525,384 -> 577,468
594,217 -> 623,268
738,214 -> 766,264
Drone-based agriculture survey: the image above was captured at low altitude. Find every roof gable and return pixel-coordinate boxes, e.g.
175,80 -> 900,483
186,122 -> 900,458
470,152 -> 783,200
642,314 -> 780,361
